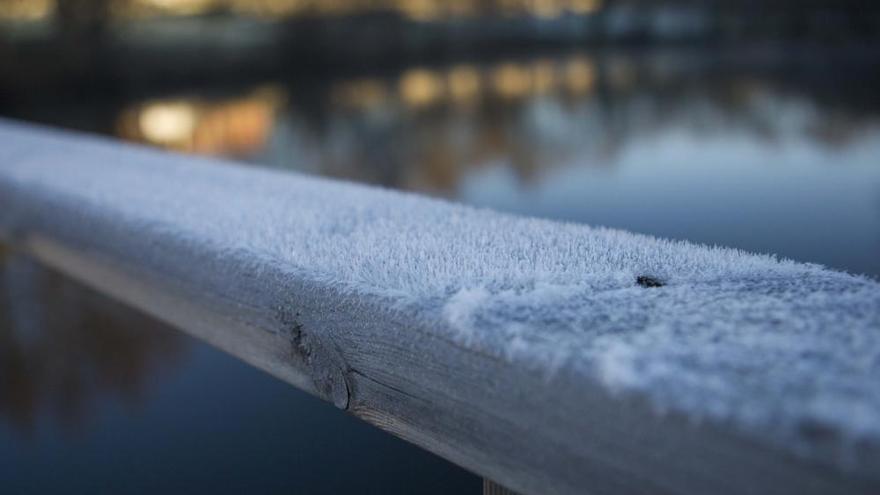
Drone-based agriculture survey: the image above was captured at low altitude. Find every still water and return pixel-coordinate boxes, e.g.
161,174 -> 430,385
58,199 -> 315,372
2,48 -> 880,493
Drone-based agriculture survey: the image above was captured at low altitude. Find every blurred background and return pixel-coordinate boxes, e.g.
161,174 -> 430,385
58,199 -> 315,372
1,1 -> 880,493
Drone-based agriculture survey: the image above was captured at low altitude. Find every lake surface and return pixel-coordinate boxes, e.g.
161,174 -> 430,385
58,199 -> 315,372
2,47 -> 879,493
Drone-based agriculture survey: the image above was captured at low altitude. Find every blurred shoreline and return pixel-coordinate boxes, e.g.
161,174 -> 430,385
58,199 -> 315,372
2,1 -> 880,96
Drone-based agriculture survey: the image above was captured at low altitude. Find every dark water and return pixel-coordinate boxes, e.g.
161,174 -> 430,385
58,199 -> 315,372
2,48 -> 880,493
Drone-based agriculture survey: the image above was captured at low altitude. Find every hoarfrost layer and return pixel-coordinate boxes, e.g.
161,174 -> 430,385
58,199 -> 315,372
1,121 -> 878,471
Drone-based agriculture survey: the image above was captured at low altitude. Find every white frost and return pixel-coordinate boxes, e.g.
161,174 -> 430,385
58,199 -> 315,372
1,120 -> 879,471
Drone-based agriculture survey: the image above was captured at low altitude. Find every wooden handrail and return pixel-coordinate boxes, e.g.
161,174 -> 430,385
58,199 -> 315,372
1,119 -> 879,494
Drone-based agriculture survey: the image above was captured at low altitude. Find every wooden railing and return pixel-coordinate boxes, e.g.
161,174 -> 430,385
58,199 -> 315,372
1,119 -> 878,494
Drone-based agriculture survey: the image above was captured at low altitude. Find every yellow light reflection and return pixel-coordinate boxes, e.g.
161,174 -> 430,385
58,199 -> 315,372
332,78 -> 389,109
531,0 -> 561,19
396,0 -> 442,21
564,56 -> 595,94
568,0 -> 600,15
399,68 -> 444,108
120,0 -> 219,17
118,87 -> 285,156
108,0 -> 605,20
139,102 -> 198,145
446,0 -> 476,17
491,63 -> 531,99
0,0 -> 54,22
447,65 -> 481,103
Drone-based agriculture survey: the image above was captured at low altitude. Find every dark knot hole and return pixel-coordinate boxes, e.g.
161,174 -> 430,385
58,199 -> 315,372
637,275 -> 665,288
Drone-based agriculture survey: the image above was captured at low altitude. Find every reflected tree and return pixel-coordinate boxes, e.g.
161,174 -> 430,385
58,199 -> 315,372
0,250 -> 187,433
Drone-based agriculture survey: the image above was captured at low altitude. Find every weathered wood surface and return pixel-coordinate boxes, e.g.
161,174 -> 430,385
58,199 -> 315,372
1,120 -> 879,494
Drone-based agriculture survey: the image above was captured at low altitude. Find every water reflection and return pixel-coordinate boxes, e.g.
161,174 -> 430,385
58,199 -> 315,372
0,0 -> 602,23
113,0 -> 602,20
116,86 -> 285,156
116,51 -> 880,191
0,250 -> 187,433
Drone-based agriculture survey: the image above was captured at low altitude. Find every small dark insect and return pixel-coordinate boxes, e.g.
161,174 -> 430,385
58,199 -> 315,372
636,275 -> 665,288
